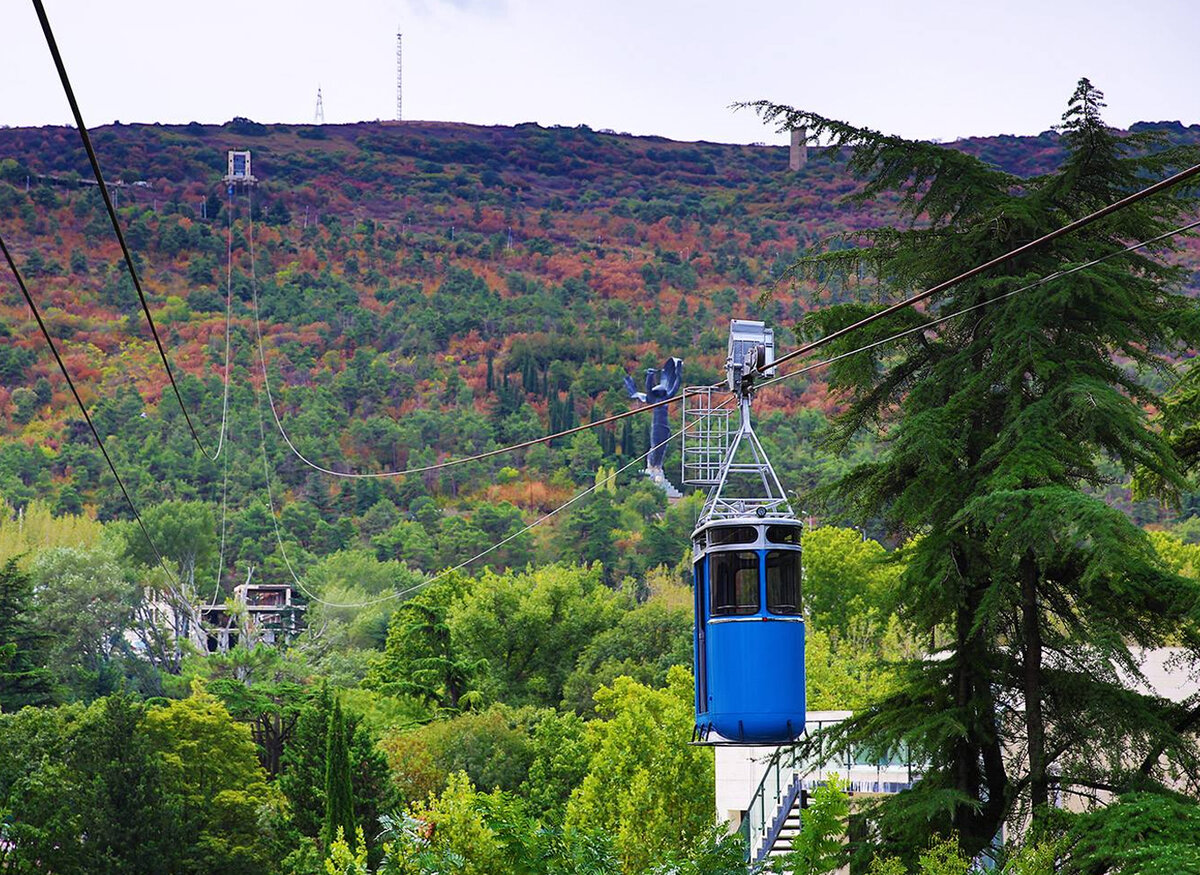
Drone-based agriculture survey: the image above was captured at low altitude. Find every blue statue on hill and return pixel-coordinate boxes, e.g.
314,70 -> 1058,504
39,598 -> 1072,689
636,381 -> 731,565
623,357 -> 682,482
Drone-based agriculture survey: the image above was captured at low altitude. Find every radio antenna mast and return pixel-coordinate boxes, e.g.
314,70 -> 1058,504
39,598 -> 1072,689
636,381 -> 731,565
395,27 -> 403,121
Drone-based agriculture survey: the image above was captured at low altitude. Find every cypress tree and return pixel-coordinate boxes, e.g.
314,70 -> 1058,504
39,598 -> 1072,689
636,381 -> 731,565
322,698 -> 356,851
754,80 -> 1200,859
621,418 -> 634,457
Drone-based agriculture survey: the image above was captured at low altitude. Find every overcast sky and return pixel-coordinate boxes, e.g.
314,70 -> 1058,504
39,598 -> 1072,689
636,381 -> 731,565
3,0 -> 1198,145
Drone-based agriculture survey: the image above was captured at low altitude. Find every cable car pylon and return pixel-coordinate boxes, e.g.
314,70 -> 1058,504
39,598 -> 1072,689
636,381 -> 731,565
685,320 -> 805,744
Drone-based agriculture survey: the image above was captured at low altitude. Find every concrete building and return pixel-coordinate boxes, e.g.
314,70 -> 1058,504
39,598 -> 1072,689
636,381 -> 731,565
200,582 -> 304,653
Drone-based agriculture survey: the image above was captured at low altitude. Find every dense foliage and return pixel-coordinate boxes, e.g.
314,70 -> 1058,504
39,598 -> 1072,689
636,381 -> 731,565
2,85 -> 1200,873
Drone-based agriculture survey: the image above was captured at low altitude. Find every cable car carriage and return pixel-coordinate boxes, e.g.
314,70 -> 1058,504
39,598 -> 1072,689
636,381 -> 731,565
684,320 -> 805,744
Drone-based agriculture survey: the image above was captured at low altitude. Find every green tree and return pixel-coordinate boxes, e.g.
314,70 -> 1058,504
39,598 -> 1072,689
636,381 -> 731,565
373,520 -> 437,571
561,599 -> 692,714
301,550 -> 420,651
5,696 -> 174,874
323,698 -> 357,852
30,544 -> 137,700
0,557 -> 54,710
448,564 -> 625,707
566,667 -> 714,874
205,646 -> 308,775
368,576 -> 476,711
801,526 -> 901,649
520,708 -> 591,821
404,772 -> 505,875
775,777 -> 850,875
753,79 -> 1200,857
121,500 -> 217,673
558,495 -> 620,583
142,686 -> 282,874
1064,791 -> 1200,874
647,825 -> 755,875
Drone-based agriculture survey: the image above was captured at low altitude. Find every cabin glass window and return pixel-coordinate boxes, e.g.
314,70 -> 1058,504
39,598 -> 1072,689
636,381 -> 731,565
766,525 -> 801,545
766,551 -> 801,615
710,551 -> 760,616
709,526 -> 758,547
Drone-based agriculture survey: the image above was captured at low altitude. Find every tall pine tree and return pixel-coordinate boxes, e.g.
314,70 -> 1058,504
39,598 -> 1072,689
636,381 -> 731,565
0,558 -> 54,710
753,80 -> 1200,859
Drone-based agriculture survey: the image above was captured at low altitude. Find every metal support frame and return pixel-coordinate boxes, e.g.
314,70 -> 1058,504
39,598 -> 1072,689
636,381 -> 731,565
699,395 -> 794,523
685,319 -> 796,528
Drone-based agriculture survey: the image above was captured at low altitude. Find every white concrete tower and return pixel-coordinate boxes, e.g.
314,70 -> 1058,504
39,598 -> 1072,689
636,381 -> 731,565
789,127 -> 808,170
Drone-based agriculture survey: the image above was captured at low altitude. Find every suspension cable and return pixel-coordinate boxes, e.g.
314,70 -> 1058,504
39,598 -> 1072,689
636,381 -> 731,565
254,386 -> 718,609
31,0 -> 223,460
768,161 -> 1200,374
245,188 -> 685,479
0,230 -> 181,588
243,216 -> 1200,612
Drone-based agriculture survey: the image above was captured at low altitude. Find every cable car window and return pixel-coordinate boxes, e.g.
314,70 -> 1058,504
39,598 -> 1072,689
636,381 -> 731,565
765,551 -> 801,615
711,551 -> 759,616
766,525 -> 801,545
709,526 -> 758,546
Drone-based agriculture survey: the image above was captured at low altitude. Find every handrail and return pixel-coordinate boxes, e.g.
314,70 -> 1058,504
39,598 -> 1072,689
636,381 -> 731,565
741,745 -> 798,862
736,721 -> 929,862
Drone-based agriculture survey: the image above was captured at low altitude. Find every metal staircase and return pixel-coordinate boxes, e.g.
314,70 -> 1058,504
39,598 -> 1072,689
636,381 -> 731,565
740,746 -> 803,865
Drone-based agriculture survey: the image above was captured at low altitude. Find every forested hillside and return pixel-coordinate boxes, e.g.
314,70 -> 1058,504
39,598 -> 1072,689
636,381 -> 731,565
2,117 -> 1199,584
4,102 -> 1200,873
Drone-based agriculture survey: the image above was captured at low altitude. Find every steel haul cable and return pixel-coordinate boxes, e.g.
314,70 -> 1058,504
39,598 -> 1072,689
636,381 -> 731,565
757,217 -> 1200,391
32,0 -> 229,462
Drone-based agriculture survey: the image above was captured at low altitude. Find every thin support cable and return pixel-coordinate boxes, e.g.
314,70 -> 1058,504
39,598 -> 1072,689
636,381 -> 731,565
204,188 -> 241,608
0,230 -> 180,588
31,0 -> 221,460
207,437 -> 231,609
209,185 -> 237,459
244,188 -> 685,479
255,387 -> 728,610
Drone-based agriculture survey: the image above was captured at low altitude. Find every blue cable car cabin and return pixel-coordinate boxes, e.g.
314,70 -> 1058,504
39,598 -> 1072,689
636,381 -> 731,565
692,518 -> 805,743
